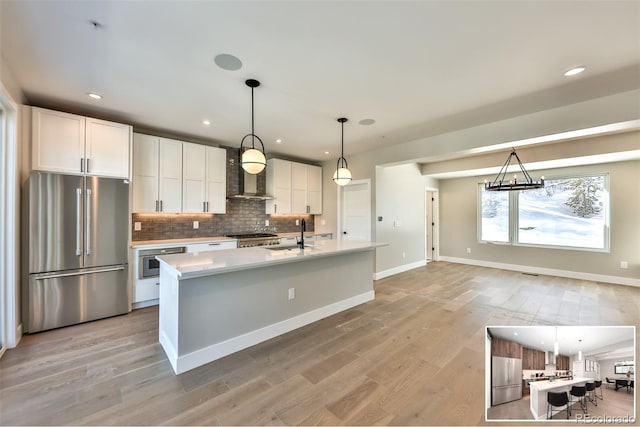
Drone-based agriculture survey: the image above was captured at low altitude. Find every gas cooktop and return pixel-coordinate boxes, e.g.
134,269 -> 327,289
225,233 -> 278,239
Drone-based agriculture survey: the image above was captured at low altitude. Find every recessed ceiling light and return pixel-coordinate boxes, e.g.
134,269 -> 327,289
358,118 -> 376,126
202,119 -> 211,126
275,139 -> 282,144
87,92 -> 102,100
514,332 -> 518,336
324,151 -> 330,155
214,53 -> 242,71
564,66 -> 586,77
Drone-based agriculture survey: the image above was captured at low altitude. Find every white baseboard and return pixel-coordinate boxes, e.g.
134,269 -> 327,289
132,299 -> 158,310
168,290 -> 375,375
439,256 -> 640,288
374,260 -> 426,280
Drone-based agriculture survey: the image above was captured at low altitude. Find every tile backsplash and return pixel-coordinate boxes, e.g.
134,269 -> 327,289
131,146 -> 315,241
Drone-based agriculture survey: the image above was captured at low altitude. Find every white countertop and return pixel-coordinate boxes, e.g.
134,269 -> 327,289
131,236 -> 237,249
528,377 -> 591,392
131,232 -> 331,249
156,239 -> 386,279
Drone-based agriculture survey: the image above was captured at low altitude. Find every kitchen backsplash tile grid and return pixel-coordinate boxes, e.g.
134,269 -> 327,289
132,147 -> 314,241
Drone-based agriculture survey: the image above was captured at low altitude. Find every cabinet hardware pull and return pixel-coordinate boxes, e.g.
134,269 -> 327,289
207,201 -> 209,211
274,204 -> 277,213
160,200 -> 163,212
203,201 -> 206,212
155,200 -> 159,212
86,188 -> 92,255
307,205 -> 310,213
80,158 -> 84,173
86,158 -> 90,173
76,188 -> 82,255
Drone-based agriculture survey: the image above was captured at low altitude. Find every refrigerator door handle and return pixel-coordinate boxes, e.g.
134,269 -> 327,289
32,265 -> 126,280
76,188 -> 82,256
86,188 -> 92,255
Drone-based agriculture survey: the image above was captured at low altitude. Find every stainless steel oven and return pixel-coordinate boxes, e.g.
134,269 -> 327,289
138,246 -> 185,279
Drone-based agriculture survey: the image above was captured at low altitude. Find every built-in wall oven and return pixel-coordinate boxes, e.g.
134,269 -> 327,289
137,246 -> 185,279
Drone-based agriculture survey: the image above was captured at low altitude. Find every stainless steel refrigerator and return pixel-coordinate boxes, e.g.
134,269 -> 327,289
491,356 -> 522,405
25,172 -> 129,333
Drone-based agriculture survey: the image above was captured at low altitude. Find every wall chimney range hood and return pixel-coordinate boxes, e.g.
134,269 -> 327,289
545,351 -> 556,366
229,157 -> 272,200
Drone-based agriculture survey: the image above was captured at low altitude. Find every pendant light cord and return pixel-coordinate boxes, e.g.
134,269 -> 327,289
251,86 -> 255,148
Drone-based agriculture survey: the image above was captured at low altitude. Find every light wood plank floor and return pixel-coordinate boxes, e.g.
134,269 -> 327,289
1,262 -> 638,426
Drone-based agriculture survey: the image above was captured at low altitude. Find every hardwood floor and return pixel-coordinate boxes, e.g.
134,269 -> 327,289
1,262 -> 638,426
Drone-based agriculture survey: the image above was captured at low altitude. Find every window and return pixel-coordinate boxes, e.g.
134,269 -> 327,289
478,174 -> 609,251
614,360 -> 634,375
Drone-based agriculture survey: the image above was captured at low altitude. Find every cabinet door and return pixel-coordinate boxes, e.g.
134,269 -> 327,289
158,138 -> 183,213
32,107 -> 85,174
266,159 -> 291,214
291,162 -> 307,214
307,165 -> 322,214
85,118 -> 131,178
205,146 -> 226,213
182,143 -> 206,213
132,134 -> 159,213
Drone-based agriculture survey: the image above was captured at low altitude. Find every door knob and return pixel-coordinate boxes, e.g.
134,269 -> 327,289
343,231 -> 347,234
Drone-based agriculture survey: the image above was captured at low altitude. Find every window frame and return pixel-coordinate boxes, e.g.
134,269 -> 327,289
478,172 -> 610,252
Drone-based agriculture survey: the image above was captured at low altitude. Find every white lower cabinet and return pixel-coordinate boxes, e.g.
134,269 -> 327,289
186,240 -> 237,253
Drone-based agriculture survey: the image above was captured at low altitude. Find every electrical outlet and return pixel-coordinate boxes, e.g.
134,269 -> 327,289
295,219 -> 300,226
265,219 -> 269,226
466,247 -> 471,254
134,222 -> 142,231
620,261 -> 628,269
288,288 -> 295,300
193,221 -> 199,229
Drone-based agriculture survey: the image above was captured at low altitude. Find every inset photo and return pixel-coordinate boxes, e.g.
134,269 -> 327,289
485,326 -> 635,422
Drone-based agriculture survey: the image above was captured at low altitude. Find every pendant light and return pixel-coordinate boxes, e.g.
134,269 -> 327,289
240,79 -> 266,174
484,148 -> 544,191
332,117 -> 352,186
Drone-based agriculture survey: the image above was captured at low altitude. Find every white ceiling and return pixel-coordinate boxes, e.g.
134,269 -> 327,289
1,1 -> 639,162
488,326 -> 635,361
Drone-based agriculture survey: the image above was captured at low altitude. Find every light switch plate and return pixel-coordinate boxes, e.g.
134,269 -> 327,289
193,221 -> 199,229
134,222 -> 142,231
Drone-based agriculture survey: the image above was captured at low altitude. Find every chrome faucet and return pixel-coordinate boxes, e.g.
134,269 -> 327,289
298,219 -> 306,248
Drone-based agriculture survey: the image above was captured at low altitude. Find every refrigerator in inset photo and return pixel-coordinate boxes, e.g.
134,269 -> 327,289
491,355 -> 523,405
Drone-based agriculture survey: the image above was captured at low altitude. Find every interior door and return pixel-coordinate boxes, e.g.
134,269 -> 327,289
340,181 -> 371,241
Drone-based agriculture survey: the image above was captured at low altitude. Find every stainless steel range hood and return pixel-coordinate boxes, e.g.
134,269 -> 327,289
545,351 -> 556,366
229,168 -> 273,200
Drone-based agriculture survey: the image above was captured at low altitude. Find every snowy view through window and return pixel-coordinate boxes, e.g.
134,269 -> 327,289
480,175 -> 607,249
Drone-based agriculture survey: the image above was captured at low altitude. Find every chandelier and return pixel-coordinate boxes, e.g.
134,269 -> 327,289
484,149 -> 544,191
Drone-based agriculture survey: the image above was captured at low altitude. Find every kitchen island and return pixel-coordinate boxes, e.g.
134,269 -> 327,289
529,377 -> 591,420
156,239 -> 385,374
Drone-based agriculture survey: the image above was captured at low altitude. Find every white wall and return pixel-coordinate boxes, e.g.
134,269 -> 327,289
317,91 -> 639,278
438,158 -> 640,283
375,164 -> 426,275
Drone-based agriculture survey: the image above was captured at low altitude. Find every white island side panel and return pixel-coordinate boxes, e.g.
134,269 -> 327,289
158,247 -> 376,374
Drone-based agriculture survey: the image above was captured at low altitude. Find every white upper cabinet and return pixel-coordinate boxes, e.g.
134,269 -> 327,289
85,117 -> 131,178
266,159 -> 322,214
182,143 -> 226,213
266,159 -> 292,214
32,107 -> 131,178
133,134 -> 226,214
205,146 -> 227,213
158,138 -> 183,213
306,164 -> 323,214
132,133 -> 160,213
132,134 -> 182,213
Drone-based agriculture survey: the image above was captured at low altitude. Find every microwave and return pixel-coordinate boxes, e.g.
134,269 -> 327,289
138,246 -> 185,279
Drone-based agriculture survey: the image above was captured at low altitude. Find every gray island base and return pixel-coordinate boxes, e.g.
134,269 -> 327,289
156,240 -> 384,374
